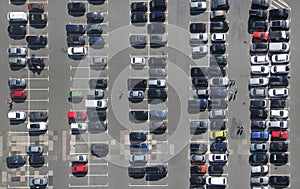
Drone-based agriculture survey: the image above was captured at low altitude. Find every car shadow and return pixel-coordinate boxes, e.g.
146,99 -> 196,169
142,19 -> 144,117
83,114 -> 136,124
68,98 -> 83,104
71,130 -> 87,135
10,65 -> 26,71
145,173 -> 167,181
28,131 -> 47,136
30,23 -> 47,29
72,172 -> 88,177
190,10 -> 206,16
7,163 -> 25,169
9,120 -> 26,125
129,173 -> 145,179
150,128 -> 166,135
88,0 -> 106,5
132,23 -> 147,27
9,34 -> 26,40
28,44 -> 47,50
29,162 -> 44,168
12,98 -> 26,103
10,0 -> 26,5
68,12 -> 85,17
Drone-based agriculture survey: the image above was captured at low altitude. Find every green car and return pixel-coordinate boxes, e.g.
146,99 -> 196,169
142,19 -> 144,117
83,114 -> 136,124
68,90 -> 83,99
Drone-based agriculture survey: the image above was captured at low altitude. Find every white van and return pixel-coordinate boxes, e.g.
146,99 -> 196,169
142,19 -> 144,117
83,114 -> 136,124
7,12 -> 27,22
269,42 -> 290,52
85,100 -> 107,109
206,176 -> 227,186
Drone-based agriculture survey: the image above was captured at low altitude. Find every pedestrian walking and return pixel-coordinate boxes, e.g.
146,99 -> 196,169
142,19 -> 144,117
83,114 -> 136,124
7,98 -> 13,110
234,86 -> 238,94
239,126 -> 244,135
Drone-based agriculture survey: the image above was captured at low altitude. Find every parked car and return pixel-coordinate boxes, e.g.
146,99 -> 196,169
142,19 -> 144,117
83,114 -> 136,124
150,11 -> 165,22
250,55 -> 269,65
71,123 -> 88,131
29,155 -> 44,164
70,155 -> 88,163
86,12 -> 104,23
150,0 -> 167,11
67,111 -> 87,120
190,1 -> 206,12
251,0 -> 269,9
211,33 -> 226,42
8,111 -> 26,121
251,131 -> 269,140
270,99 -> 286,108
271,54 -> 289,64
131,2 -> 147,12
249,9 -> 267,19
270,31 -> 290,41
192,45 -> 208,56
251,177 -> 269,185
269,42 -> 290,52
250,109 -> 268,119
89,79 -> 107,89
250,143 -> 267,152
250,21 -> 268,32
130,35 -> 147,48
190,143 -> 208,155
271,130 -> 288,140
10,90 -> 26,100
268,88 -> 288,98
250,99 -> 267,108
270,153 -> 288,164
210,10 -> 226,20
26,146 -> 43,154
190,23 -> 206,33
29,178 -> 47,188
211,0 -> 230,10
267,120 -> 288,130
208,154 -> 227,163
88,121 -> 107,132
130,132 -> 147,142
72,164 -> 88,174
129,154 -> 148,164
190,154 -> 206,164
208,99 -> 228,109
27,122 -> 47,132
8,24 -> 26,36
28,3 -> 44,12
26,35 -> 47,46
249,77 -> 269,86
208,165 -> 223,175
192,78 -> 208,88
148,79 -> 166,88
68,2 -> 86,14
210,21 -> 229,32
190,175 -> 206,186
209,110 -> 226,119
270,142 -> 288,152
131,12 -> 148,23
210,120 -> 226,130
130,143 -> 148,153
251,120 -> 266,130
253,32 -> 269,41
67,47 -> 87,57
250,43 -> 268,52
210,77 -> 229,87
210,44 -> 226,54
148,89 -> 167,100
270,20 -> 290,30
6,155 -> 26,168
269,76 -> 289,86
249,153 -> 268,165
148,57 -> 166,67
193,89 -> 209,98
190,121 -> 208,134
29,112 -> 48,122
65,24 -> 85,34
210,141 -> 227,153
7,47 -> 27,56
149,110 -> 167,120
209,130 -> 227,140
269,176 -> 290,187
249,88 -> 266,98
190,33 -> 208,44
29,13 -> 47,26
129,111 -> 148,121
269,8 -> 289,20
270,65 -> 289,75
128,90 -> 144,100
191,165 -> 206,175
251,165 -> 269,175
210,88 -> 227,98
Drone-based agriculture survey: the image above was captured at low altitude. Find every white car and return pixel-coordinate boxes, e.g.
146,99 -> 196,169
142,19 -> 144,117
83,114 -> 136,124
7,47 -> 27,56
206,176 -> 227,186
251,177 -> 268,185
70,154 -> 88,163
190,33 -> 208,43
8,111 -> 26,121
128,90 -> 144,99
250,88 -> 266,97
67,47 -> 87,56
211,33 -> 226,42
270,20 -> 290,29
251,66 -> 269,75
271,65 -> 289,75
269,42 -> 289,52
270,110 -> 289,119
27,122 -> 48,131
267,120 -> 288,129
210,77 -> 229,87
129,154 -> 147,164
251,165 -> 269,174
7,12 -> 27,22
148,79 -> 166,87
208,154 -> 227,163
250,55 -> 269,65
192,45 -> 208,55
271,54 -> 289,64
249,77 -> 269,86
268,88 -> 288,98
252,187 -> 269,189
190,1 -> 206,10
71,123 -> 88,131
130,57 -> 146,66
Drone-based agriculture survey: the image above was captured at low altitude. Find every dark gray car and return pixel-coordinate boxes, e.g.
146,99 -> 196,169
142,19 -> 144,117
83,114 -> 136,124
190,120 -> 208,134
130,35 -> 147,48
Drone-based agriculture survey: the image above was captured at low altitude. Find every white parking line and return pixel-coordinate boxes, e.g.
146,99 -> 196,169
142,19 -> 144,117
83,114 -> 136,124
129,184 -> 168,187
27,87 -> 49,91
69,173 -> 108,178
69,184 -> 108,188
27,98 -> 49,102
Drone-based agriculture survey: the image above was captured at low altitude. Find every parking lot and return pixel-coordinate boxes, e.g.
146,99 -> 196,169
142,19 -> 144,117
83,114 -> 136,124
1,0 -> 300,188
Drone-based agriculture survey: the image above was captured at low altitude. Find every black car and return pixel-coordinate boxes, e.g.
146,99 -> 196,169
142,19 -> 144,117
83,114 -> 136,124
67,2 -> 86,14
148,89 -> 167,99
251,0 -> 269,9
270,142 -> 288,152
250,109 -> 268,119
131,2 -> 147,12
190,67 -> 206,78
150,12 -> 165,22
269,8 -> 289,20
269,176 -> 289,187
190,121 -> 208,134
86,12 -> 104,23
130,143 -> 149,153
66,24 -> 85,34
86,24 -> 103,35
6,155 -> 26,168
29,13 -> 47,26
210,120 -> 226,130
211,0 -> 229,10
269,76 -> 289,86
270,153 -> 288,164
27,57 -> 45,70
208,66 -> 226,77
208,99 -> 228,109
130,132 -> 147,142
148,57 -> 167,67
210,141 -> 227,153
192,77 -> 208,88
131,13 -> 147,23
249,153 -> 268,165
270,99 -> 286,108
129,111 -> 148,121
190,23 -> 206,33
67,35 -> 85,46
87,111 -> 106,121
208,165 -> 223,175
250,99 -> 266,108
88,121 -> 107,132
210,44 -> 226,54
150,0 -> 167,11
210,21 -> 229,32
249,9 -> 267,19
26,35 -> 47,46
127,79 -> 147,90
90,143 -> 109,157
146,165 -> 168,175
210,55 -> 227,66
191,166 -> 205,175
190,143 -> 208,155
251,120 -> 266,130
128,166 -> 146,178
8,25 -> 26,36
29,155 -> 44,164
147,23 -> 166,34
190,175 -> 206,186
29,112 -> 48,122
251,21 -> 268,32
89,79 -> 107,89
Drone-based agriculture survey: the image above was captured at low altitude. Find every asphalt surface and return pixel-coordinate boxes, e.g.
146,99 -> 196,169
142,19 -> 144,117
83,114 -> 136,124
0,0 -> 299,188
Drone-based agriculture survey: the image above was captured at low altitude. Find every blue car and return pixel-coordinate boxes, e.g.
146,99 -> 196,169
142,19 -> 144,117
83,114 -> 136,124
251,131 -> 269,140
210,88 -> 227,98
65,24 -> 85,34
89,36 -> 105,46
130,143 -> 148,153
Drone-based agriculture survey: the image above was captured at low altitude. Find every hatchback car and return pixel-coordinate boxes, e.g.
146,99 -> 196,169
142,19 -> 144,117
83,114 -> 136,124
249,77 -> 269,86
67,111 -> 87,120
208,154 -> 227,163
251,165 -> 269,175
68,47 -> 87,57
269,8 -> 289,20
8,111 -> 27,121
190,23 -> 206,33
29,178 -> 47,188
250,43 -> 268,52
270,142 -> 288,152
268,88 -> 288,98
72,164 -> 88,174
270,110 -> 289,119
27,122 -> 47,132
7,47 -> 27,56
269,176 -> 290,188
251,131 -> 269,140
86,12 -> 104,23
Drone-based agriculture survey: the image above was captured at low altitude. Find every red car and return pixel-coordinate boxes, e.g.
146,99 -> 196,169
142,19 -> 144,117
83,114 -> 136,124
72,164 -> 88,174
253,32 -> 269,41
67,111 -> 87,120
272,131 -> 288,140
10,90 -> 27,99
28,3 -> 44,12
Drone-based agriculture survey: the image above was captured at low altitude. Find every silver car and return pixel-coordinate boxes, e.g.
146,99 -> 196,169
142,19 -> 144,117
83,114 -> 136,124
150,34 -> 167,47
250,177 -> 268,185
90,56 -> 107,68
8,78 -> 26,88
87,89 -> 104,99
8,57 -> 26,66
29,178 -> 48,187
250,88 -> 266,98
26,146 -> 43,154
7,47 -> 27,56
149,68 -> 167,77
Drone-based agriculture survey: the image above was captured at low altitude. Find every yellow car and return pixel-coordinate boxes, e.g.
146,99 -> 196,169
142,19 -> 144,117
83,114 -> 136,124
209,130 -> 227,140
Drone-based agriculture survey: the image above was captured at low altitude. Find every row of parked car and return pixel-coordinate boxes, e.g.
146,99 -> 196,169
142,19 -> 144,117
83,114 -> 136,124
127,0 -> 169,181
248,0 -> 290,188
6,1 -> 49,188
188,1 -> 230,188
